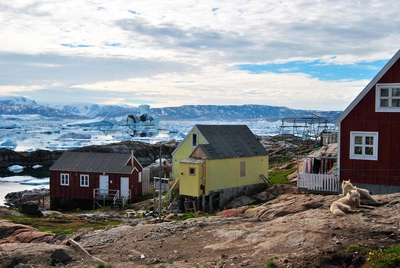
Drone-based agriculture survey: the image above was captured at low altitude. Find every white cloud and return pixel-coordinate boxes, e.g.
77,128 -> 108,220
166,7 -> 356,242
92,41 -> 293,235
0,0 -> 399,111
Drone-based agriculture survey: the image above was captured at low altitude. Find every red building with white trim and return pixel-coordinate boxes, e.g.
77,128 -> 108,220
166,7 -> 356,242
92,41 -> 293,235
50,151 -> 143,210
336,49 -> 400,194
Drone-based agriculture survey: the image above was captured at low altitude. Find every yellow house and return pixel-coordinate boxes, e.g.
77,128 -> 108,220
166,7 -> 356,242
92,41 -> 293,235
172,125 -> 269,212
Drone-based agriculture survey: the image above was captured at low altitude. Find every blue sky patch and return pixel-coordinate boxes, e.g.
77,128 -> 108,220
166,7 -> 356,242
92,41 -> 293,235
238,60 -> 388,81
104,42 -> 121,47
61,44 -> 91,48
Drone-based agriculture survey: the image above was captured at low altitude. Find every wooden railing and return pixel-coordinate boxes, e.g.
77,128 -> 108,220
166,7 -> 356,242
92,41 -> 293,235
297,173 -> 339,194
93,189 -> 131,208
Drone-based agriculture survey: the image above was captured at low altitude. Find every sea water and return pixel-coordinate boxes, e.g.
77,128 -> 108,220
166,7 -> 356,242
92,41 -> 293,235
0,176 -> 49,206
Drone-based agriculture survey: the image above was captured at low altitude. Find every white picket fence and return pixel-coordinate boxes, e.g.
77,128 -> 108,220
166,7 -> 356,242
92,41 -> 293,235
297,173 -> 339,193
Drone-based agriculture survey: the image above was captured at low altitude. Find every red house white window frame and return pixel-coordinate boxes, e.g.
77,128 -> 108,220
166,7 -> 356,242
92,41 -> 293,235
80,174 -> 89,187
349,131 -> 378,160
60,173 -> 70,186
376,83 -> 400,112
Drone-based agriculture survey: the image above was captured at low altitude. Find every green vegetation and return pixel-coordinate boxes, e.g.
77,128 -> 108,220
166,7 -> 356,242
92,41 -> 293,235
264,259 -> 277,268
96,263 -> 105,268
169,212 -> 197,221
346,243 -> 369,253
268,167 -> 296,184
363,245 -> 400,268
2,214 -> 122,234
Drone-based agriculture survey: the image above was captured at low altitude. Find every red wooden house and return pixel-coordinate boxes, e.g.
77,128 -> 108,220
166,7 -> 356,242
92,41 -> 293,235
49,151 -> 143,210
336,49 -> 400,194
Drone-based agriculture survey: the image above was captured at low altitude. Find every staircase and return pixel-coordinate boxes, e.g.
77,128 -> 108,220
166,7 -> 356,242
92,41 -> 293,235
93,189 -> 131,209
260,174 -> 272,187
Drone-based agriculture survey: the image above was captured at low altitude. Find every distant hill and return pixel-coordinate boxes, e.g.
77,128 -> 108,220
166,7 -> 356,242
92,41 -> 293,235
151,105 -> 341,122
0,96 -> 342,122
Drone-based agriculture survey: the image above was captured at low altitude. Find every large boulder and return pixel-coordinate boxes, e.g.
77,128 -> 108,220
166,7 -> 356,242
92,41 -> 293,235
0,221 -> 53,244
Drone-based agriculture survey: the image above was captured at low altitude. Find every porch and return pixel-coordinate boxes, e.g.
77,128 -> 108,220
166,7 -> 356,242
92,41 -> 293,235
93,188 -> 131,209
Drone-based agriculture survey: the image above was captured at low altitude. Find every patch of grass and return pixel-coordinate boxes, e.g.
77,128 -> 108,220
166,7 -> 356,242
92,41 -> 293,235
268,167 -> 296,184
170,212 -> 197,221
96,263 -> 105,268
346,243 -> 367,253
264,259 -> 277,268
2,215 -> 123,234
364,245 -> 400,268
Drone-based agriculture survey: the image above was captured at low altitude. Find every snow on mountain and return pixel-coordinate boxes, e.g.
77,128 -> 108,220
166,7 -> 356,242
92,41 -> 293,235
0,96 -> 37,106
0,96 -> 342,122
151,104 -> 341,122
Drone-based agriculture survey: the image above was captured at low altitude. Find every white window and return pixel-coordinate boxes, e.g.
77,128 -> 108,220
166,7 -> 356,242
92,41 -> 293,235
191,132 -> 198,148
80,174 -> 89,187
60,173 -> 70,186
376,84 -> 400,112
350,132 -> 378,160
138,172 -> 142,183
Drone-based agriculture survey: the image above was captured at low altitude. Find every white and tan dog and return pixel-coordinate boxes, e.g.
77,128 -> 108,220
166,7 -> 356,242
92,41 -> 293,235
330,187 -> 375,216
341,180 -> 379,204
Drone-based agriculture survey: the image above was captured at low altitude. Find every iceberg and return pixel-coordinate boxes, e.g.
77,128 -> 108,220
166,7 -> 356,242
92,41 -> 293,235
7,165 -> 24,173
1,139 -> 17,150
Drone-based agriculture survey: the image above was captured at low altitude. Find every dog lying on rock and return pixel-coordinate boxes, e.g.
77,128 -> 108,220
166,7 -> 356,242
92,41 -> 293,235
341,180 -> 380,205
330,187 -> 375,216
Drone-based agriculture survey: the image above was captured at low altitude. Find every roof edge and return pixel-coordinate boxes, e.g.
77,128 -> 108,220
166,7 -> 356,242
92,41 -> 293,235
335,49 -> 400,125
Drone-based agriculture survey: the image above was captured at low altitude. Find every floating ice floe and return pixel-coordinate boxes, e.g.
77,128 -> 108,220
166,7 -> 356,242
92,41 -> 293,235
0,175 -> 32,183
0,139 -> 17,150
20,178 -> 50,185
32,164 -> 43,169
7,165 -> 24,173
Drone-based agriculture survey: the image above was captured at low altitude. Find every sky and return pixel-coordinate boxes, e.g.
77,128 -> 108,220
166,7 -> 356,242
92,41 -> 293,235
0,0 -> 399,111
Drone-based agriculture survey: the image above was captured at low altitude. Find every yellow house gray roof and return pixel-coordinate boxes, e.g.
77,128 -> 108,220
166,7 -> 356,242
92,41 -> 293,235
195,124 -> 267,159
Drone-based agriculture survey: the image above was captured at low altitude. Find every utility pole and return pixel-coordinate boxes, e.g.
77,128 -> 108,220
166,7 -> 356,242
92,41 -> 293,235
158,143 -> 162,221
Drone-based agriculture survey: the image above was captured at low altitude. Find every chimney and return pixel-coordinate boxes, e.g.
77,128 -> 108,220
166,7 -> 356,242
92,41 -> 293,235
131,149 -> 135,166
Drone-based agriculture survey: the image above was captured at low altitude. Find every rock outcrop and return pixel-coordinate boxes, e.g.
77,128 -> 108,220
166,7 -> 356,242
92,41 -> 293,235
0,221 -> 54,244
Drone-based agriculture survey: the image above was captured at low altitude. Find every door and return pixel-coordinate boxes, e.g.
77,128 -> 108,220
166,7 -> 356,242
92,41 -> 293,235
99,175 -> 109,195
120,177 -> 129,198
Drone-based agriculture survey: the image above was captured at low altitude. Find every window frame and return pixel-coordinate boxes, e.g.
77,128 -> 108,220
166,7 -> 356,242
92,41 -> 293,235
80,174 -> 89,187
375,83 -> 400,112
349,131 -> 378,160
189,167 -> 196,176
60,173 -> 70,186
240,161 -> 246,177
191,132 -> 198,148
